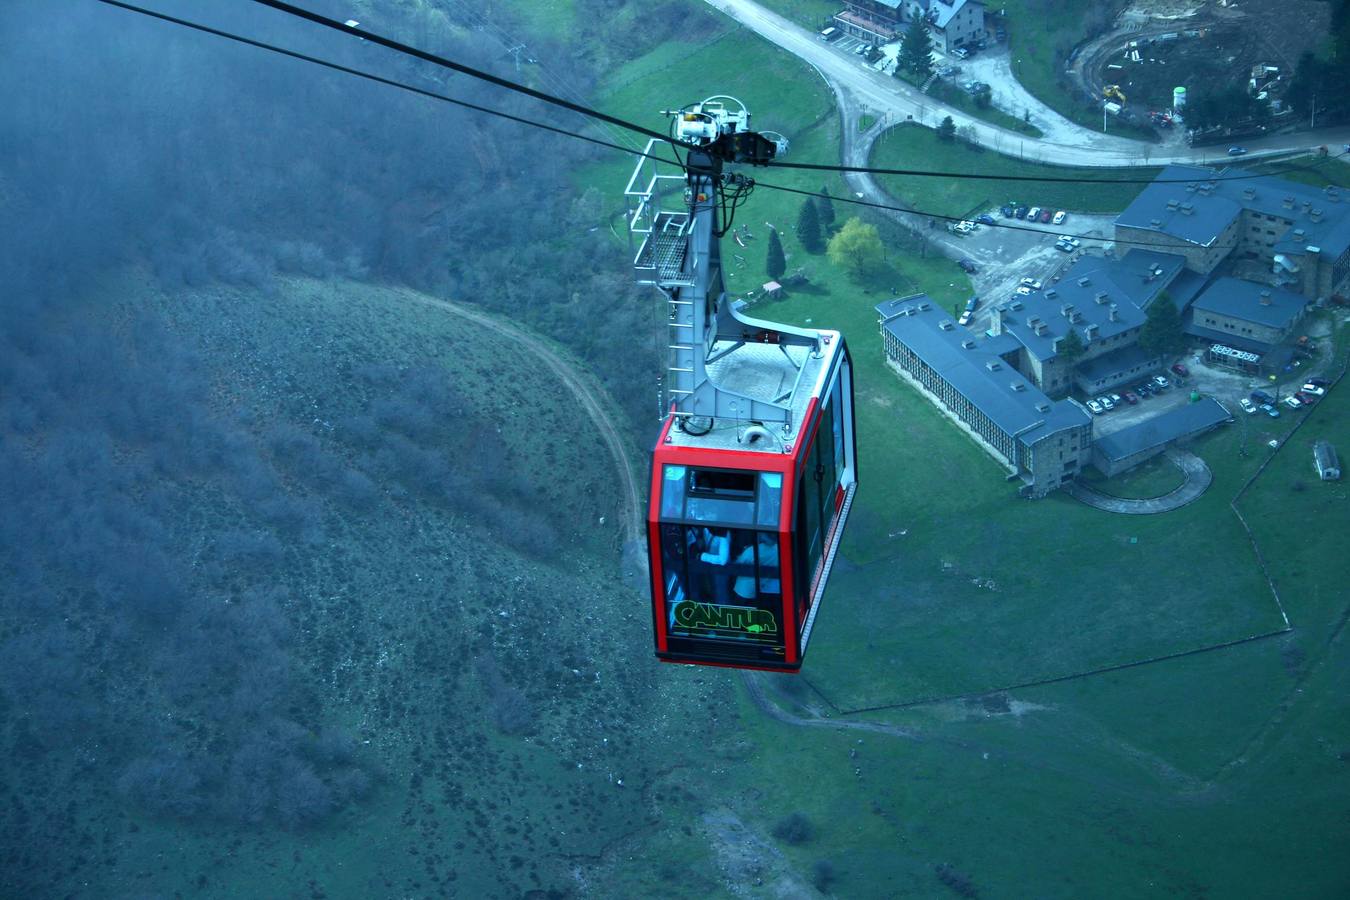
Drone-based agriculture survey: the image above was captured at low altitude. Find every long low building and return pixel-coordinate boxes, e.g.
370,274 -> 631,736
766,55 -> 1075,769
877,295 -> 1092,497
1092,397 -> 1233,477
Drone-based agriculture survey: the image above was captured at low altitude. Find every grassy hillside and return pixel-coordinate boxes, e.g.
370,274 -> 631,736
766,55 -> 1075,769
872,122 -> 1159,216
0,271 -> 725,898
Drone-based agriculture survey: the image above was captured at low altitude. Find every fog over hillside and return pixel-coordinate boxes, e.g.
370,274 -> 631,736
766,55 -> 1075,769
0,1 -> 691,888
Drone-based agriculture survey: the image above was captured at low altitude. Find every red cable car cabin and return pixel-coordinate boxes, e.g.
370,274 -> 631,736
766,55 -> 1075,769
647,334 -> 856,672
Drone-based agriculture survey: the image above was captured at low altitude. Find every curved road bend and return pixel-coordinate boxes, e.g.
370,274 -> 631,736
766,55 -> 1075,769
703,0 -> 1350,166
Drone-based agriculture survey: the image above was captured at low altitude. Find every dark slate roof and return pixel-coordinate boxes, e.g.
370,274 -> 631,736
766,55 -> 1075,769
996,256 -> 1148,361
1163,267 -> 1209,312
876,295 -> 1090,443
1115,165 -> 1240,246
1191,277 -> 1308,329
980,331 -> 1023,356
1094,398 -> 1232,462
1074,343 -> 1157,384
1117,164 -> 1350,257
1113,249 -> 1188,308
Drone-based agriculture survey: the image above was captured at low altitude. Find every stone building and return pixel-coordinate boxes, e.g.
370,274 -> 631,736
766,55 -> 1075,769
1115,165 -> 1350,301
877,295 -> 1091,497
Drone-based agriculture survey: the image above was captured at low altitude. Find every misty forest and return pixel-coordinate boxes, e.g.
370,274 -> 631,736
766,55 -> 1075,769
1,1 -> 741,897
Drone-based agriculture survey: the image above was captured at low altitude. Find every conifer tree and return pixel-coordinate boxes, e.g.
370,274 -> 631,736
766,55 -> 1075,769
796,198 -> 823,253
896,17 -> 934,80
817,187 -> 836,232
766,228 -> 786,280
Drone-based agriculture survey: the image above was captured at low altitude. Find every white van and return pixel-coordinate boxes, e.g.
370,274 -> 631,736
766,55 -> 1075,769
819,27 -> 840,41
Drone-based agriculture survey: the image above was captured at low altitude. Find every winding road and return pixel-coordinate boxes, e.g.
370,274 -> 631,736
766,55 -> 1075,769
703,0 -> 1350,166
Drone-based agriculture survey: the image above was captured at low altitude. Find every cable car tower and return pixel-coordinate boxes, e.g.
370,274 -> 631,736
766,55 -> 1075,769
625,97 -> 857,673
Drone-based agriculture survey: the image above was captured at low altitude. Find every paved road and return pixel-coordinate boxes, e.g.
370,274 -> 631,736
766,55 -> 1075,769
704,0 -> 1350,167
1065,448 -> 1213,513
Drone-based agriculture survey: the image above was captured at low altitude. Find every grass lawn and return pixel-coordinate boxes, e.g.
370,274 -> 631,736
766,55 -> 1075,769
896,69 -> 1043,137
749,0 -> 838,29
871,122 -> 1158,216
1078,453 -> 1186,499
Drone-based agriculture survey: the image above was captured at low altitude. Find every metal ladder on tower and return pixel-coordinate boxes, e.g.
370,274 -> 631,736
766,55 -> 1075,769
665,295 -> 696,411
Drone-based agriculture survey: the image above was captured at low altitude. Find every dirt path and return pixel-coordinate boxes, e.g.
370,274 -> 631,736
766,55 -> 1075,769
392,289 -> 644,548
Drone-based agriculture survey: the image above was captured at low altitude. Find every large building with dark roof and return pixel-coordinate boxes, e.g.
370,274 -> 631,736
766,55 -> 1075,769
1186,277 -> 1309,351
1092,398 -> 1233,477
988,253 -> 1160,396
877,295 -> 1091,497
1115,164 -> 1350,301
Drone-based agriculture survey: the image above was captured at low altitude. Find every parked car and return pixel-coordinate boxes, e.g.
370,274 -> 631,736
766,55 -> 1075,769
1087,399 -> 1104,415
1171,362 -> 1190,377
1000,204 -> 1014,217
1295,390 -> 1317,405
1227,146 -> 1248,156
1052,210 -> 1067,225
1239,397 -> 1257,414
1307,376 -> 1331,387
1152,375 -> 1171,389
958,310 -> 974,326
1135,382 -> 1152,397
1015,285 -> 1033,295
1262,403 -> 1281,418
1054,240 -> 1074,253
1027,206 -> 1041,221
958,258 -> 978,273
953,47 -> 969,59
964,296 -> 980,312
1108,392 -> 1123,407
1059,235 -> 1082,247
1018,277 -> 1039,289
1098,395 -> 1115,410
1038,208 -> 1053,223
1283,395 -> 1303,409
1124,391 -> 1139,405
1301,384 -> 1326,396
1014,206 -> 1029,219
975,213 -> 996,225
1250,389 -> 1275,405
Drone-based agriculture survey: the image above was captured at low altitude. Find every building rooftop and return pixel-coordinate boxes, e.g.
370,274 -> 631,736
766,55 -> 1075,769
928,0 -> 974,29
1113,249 -> 1188,308
1191,277 -> 1308,330
877,295 -> 1090,444
995,256 -> 1148,361
1094,397 -> 1232,462
1075,343 -> 1156,386
1117,164 -> 1350,258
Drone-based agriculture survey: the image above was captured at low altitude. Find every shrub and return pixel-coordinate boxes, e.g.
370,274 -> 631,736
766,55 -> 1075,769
772,811 -> 815,845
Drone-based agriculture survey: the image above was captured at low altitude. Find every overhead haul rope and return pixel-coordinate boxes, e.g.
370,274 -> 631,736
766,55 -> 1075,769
239,0 -> 1348,187
94,0 -> 1348,250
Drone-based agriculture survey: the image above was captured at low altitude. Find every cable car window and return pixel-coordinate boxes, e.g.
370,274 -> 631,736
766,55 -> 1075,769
661,526 -> 784,654
755,473 -> 782,528
660,465 -> 687,519
690,469 -> 755,496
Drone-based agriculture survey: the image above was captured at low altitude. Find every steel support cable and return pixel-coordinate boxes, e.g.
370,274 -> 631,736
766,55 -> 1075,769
92,0 -> 1346,249
104,0 -> 1344,188
90,0 -> 682,168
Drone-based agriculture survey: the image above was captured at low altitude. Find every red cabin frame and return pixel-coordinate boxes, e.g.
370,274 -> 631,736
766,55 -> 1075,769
646,340 -> 856,672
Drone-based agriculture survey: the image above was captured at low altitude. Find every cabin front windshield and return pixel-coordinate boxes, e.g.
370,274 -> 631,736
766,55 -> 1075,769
659,525 -> 783,645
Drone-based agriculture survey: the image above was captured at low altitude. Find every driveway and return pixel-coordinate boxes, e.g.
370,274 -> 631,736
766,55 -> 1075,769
703,0 -> 1350,166
1065,448 -> 1213,513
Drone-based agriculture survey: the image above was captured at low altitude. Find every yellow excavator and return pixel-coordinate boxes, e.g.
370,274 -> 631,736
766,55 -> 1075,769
1103,84 -> 1127,104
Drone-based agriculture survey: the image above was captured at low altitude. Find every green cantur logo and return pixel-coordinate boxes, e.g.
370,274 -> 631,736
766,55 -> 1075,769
673,600 -> 778,636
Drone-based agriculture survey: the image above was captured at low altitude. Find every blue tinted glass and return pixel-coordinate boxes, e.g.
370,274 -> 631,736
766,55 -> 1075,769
660,465 -> 686,518
756,472 -> 782,527
685,495 -> 754,525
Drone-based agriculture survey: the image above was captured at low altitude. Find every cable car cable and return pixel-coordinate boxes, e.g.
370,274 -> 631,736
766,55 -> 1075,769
751,179 -> 1280,252
90,0 -> 686,168
240,0 -> 688,148
209,0 -> 1348,188
92,0 -> 1348,251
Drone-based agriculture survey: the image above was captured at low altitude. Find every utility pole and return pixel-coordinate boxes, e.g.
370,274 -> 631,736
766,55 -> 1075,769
505,43 -> 525,75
